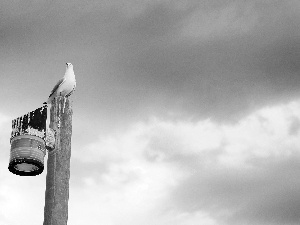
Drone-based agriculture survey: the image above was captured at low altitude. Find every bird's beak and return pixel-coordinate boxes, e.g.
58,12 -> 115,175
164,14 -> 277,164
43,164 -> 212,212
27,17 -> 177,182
66,63 -> 68,66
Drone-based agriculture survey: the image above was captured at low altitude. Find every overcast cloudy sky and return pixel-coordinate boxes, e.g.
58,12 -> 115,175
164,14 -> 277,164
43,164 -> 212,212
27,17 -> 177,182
1,0 -> 300,224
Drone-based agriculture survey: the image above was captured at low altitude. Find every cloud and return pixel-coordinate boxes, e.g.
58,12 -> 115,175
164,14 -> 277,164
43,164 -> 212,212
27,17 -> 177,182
2,0 -> 300,125
0,113 -> 11,225
2,1 -> 300,224
0,112 -> 46,225
179,1 -> 259,41
0,113 -> 11,160
95,0 -> 299,124
69,98 -> 300,225
1,99 -> 299,225
163,100 -> 300,225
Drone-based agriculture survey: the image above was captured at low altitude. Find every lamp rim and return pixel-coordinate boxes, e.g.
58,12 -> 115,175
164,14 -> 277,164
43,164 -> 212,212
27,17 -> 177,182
8,158 -> 44,176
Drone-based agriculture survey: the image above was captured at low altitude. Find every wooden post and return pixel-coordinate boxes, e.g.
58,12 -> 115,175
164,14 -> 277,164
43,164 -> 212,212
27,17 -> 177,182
43,96 -> 72,225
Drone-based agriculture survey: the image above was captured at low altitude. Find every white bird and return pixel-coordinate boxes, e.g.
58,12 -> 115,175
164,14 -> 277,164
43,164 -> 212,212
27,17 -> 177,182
44,63 -> 76,104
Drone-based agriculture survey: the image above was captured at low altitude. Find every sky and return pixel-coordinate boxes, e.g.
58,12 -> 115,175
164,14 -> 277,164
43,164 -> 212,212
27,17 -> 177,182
0,0 -> 300,224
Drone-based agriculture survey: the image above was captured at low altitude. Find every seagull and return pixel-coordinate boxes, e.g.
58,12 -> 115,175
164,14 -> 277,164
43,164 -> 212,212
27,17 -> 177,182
44,63 -> 76,104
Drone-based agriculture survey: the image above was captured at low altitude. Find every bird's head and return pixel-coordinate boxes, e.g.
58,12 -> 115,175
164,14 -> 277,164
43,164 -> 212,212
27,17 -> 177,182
66,63 -> 73,68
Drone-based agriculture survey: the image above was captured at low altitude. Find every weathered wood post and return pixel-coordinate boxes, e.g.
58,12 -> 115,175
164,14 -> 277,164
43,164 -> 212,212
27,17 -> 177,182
43,96 -> 72,225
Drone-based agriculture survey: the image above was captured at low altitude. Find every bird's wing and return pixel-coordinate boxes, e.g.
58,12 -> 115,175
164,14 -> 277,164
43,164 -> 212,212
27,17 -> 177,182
48,77 -> 66,98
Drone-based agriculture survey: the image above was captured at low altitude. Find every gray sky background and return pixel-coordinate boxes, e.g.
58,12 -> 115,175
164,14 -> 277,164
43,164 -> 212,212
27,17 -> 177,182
1,0 -> 300,224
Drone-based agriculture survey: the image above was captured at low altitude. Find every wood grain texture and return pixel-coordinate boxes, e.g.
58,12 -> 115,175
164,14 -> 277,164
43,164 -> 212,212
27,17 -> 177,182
44,96 -> 72,225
